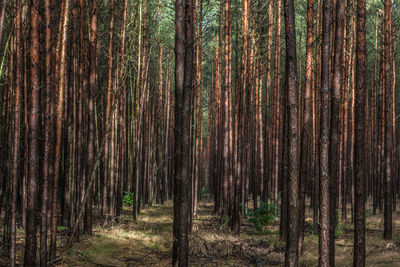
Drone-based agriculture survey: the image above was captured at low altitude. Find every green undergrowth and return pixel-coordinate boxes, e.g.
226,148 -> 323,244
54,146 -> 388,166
247,200 -> 279,234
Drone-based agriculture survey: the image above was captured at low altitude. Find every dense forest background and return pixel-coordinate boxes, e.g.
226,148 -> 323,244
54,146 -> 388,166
0,0 -> 399,266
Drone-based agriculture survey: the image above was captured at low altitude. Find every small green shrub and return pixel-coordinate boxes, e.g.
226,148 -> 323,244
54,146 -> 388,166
335,227 -> 344,237
57,225 -> 68,231
248,201 -> 279,234
123,191 -> 135,207
200,187 -> 209,199
306,221 -> 319,234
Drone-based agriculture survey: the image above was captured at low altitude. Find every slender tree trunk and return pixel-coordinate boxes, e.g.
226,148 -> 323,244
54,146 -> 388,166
24,0 -> 41,264
50,0 -> 70,260
134,0 -> 144,220
84,0 -> 97,237
216,0 -> 224,216
233,0 -> 250,234
372,12 -> 379,215
10,2 -> 21,266
313,0 -> 322,224
354,0 -> 366,263
173,0 -> 194,265
221,0 -> 232,222
265,0 -> 273,199
41,0 -> 55,265
102,0 -> 115,217
329,0 -> 345,263
22,3 -> 28,228
193,0 -> 203,219
283,0 -> 300,263
391,31 -> 396,211
157,44 -> 164,204
299,0 -> 313,254
378,14 -> 385,214
342,38 -> 349,220
273,0 -> 282,202
383,0 -> 393,240
0,0 -> 7,48
319,0 -> 333,262
164,53 -> 172,200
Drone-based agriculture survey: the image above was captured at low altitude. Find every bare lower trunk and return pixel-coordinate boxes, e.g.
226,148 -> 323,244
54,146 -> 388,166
319,0 -> 333,262
283,0 -> 300,263
354,0 -> 367,263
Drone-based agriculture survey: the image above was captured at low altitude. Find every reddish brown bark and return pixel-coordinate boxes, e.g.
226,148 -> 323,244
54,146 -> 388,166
313,0 -> 322,224
10,2 -> 21,266
354,0 -> 366,263
265,0 -> 273,199
41,0 -> 55,265
102,0 -> 115,216
24,0 -> 41,264
50,0 -> 70,261
299,0 -> 313,254
319,0 -> 333,262
383,0 -> 393,240
329,0 -> 345,263
273,0 -> 282,202
372,12 -> 379,214
193,0 -> 203,219
164,53 -> 173,200
85,0 -> 97,236
222,0 -> 232,222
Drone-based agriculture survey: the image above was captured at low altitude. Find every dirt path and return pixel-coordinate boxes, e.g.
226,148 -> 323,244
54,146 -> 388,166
59,201 -> 400,266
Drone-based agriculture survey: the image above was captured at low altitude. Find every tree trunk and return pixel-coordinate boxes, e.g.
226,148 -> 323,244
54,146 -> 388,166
283,0 -> 300,263
329,0 -> 345,263
41,0 -> 55,265
102,0 -> 115,217
85,0 -> 97,236
173,0 -> 194,265
265,0 -> 273,200
10,2 -> 21,266
372,12 -> 379,215
299,0 -> 313,254
0,0 -> 7,47
50,0 -> 70,260
273,0 -> 282,203
193,0 -> 203,219
383,0 -> 393,240
24,0 -> 41,264
319,0 -> 333,263
354,0 -> 366,263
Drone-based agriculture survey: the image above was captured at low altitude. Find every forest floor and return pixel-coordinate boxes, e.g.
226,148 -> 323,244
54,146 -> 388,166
57,199 -> 400,267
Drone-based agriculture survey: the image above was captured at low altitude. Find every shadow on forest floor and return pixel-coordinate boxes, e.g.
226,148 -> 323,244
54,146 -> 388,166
58,200 -> 400,266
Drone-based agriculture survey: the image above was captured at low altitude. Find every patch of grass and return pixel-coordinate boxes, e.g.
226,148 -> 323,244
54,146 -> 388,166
196,215 -> 208,221
57,225 -> 68,231
87,241 -> 120,257
141,231 -> 159,237
146,242 -> 162,250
